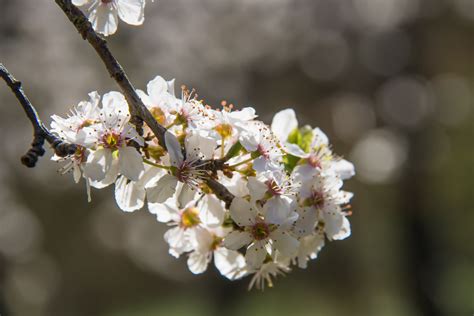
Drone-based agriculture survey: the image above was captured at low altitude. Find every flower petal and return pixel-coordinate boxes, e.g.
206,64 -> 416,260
114,176 -> 145,212
146,75 -> 168,104
332,159 -> 355,180
247,177 -> 267,202
72,0 -> 89,6
229,197 -> 256,227
214,247 -> 247,280
164,226 -> 191,258
187,251 -> 211,274
245,241 -> 267,269
117,0 -> 145,26
271,230 -> 299,257
200,194 -> 226,227
263,197 -> 297,226
165,131 -> 183,166
331,216 -> 351,240
84,148 -> 112,181
146,174 -> 178,204
271,108 -> 298,142
89,4 -> 118,36
118,146 -> 144,181
223,231 -> 253,250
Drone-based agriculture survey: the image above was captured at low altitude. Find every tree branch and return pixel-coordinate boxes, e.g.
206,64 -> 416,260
53,0 -> 235,206
54,0 -> 168,149
0,63 -> 77,167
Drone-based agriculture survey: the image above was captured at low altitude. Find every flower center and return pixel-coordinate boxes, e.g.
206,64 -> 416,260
150,107 -> 166,125
266,179 -> 283,196
215,123 -> 233,139
211,236 -> 223,250
311,191 -> 325,209
251,221 -> 270,240
307,153 -> 321,169
74,146 -> 86,163
257,144 -> 269,159
101,0 -> 113,4
102,132 -> 122,150
180,207 -> 201,228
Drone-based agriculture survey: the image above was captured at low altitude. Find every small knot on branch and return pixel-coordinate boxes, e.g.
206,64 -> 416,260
51,139 -> 78,157
21,135 -> 45,168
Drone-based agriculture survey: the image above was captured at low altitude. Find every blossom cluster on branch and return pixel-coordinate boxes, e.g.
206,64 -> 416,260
0,0 -> 356,290
50,75 -> 355,289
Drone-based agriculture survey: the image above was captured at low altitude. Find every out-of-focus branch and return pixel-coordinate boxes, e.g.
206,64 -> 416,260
54,0 -> 167,148
206,178 -> 235,208
54,0 -> 235,206
0,63 -> 77,167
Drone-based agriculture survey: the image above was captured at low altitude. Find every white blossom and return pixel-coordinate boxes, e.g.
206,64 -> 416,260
73,0 -> 146,36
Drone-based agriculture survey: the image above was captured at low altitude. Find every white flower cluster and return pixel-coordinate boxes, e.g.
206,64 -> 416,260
50,75 -> 355,289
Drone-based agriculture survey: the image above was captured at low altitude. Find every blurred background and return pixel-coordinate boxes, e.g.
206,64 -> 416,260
0,0 -> 473,315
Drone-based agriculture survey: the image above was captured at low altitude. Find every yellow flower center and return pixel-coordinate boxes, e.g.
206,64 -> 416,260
251,222 -> 270,240
102,132 -> 122,150
181,207 -> 201,228
215,123 -> 233,139
150,107 -> 166,125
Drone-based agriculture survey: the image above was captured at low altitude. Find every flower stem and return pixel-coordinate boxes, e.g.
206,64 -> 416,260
228,156 -> 254,169
143,158 -> 171,170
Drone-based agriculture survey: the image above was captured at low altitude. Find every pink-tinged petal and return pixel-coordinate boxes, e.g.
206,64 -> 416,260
165,131 -> 183,166
118,146 -> 144,181
146,174 -> 177,204
271,108 -> 298,142
271,230 -> 299,257
245,241 -> 267,268
117,0 -> 145,26
114,176 -> 145,212
223,231 -> 253,250
229,197 -> 256,227
214,247 -> 248,280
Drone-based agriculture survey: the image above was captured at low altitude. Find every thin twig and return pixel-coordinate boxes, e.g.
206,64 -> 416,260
53,0 -> 235,206
54,0 -> 167,149
206,178 -> 235,208
0,63 -> 77,167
